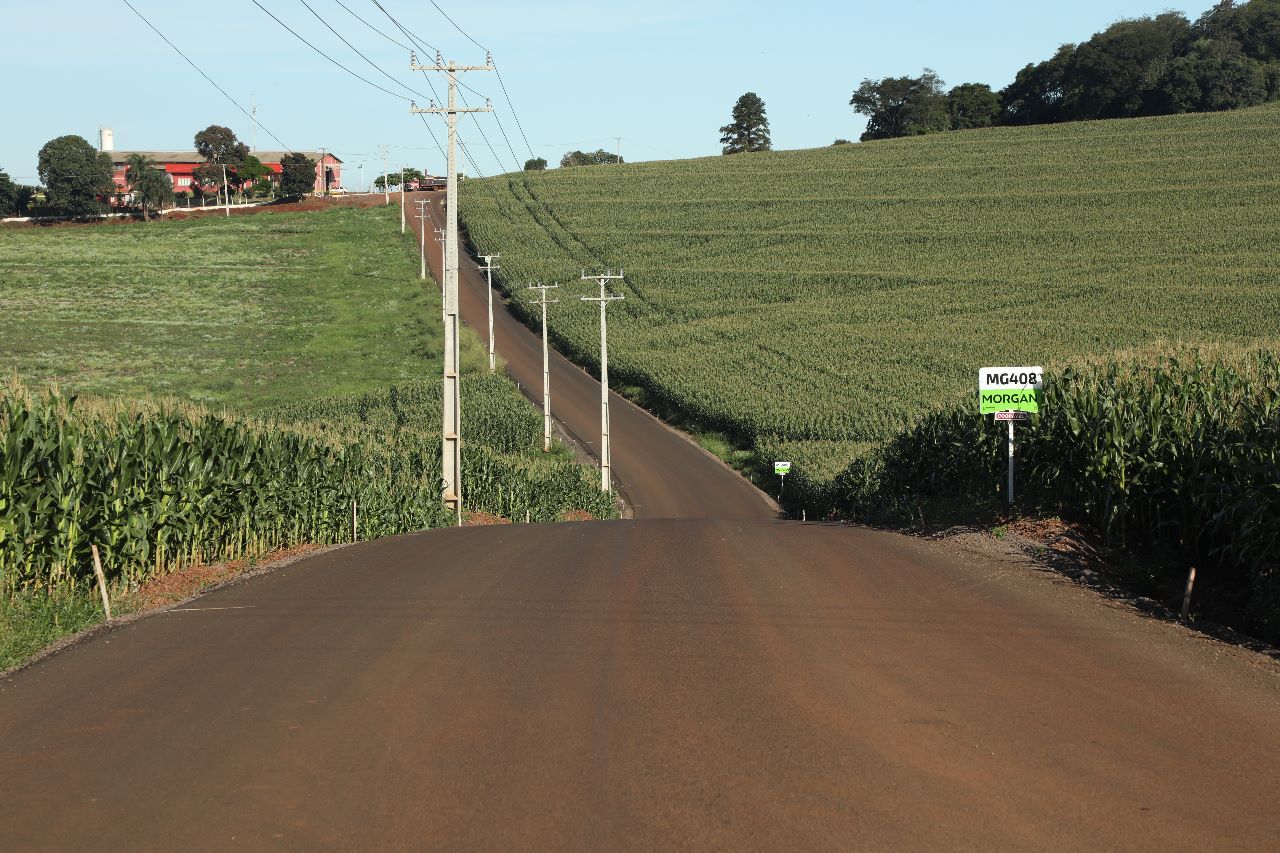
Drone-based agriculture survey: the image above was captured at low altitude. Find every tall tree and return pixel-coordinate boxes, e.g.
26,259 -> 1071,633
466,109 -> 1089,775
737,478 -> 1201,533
850,70 -> 948,140
946,83 -> 1001,129
279,152 -> 317,199
560,149 -> 624,167
1000,45 -> 1075,125
194,125 -> 249,167
194,125 -> 249,199
524,157 -> 548,171
238,154 -> 270,188
124,153 -> 175,220
0,169 -> 16,217
1060,13 -> 1192,119
1148,54 -> 1268,112
37,134 -> 115,217
720,92 -> 772,154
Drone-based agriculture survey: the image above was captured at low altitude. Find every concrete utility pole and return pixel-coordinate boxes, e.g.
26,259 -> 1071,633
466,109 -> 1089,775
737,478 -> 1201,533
479,254 -> 500,372
581,270 -> 625,492
526,282 -> 559,452
220,163 -> 230,217
433,225 -> 446,294
320,147 -> 328,196
379,144 -> 389,205
410,50 -> 494,516
399,164 -> 406,234
415,199 -> 429,280
615,136 -> 622,164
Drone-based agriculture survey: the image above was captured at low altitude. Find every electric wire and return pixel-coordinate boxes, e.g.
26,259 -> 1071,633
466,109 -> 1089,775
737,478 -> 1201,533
119,0 -> 292,151
298,0 -> 431,101
426,0 -> 535,160
372,0 -> 522,173
252,0 -> 411,101
333,0 -> 412,51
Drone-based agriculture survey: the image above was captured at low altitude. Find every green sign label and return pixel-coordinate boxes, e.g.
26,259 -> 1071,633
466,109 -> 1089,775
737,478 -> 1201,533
980,389 -> 1042,414
978,366 -> 1045,415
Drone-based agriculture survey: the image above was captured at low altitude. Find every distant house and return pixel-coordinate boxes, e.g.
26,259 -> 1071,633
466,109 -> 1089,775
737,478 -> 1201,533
101,133 -> 343,195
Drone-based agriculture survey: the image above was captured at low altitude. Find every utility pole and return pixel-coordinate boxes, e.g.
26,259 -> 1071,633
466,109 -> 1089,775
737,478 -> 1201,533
399,164 -> 406,234
581,270 -> 625,492
319,147 -> 327,196
379,144 -> 389,205
411,50 -> 494,517
615,136 -> 622,164
479,254 -> 500,372
220,163 -> 230,217
251,94 -> 257,153
526,282 -> 559,452
415,199 -> 429,280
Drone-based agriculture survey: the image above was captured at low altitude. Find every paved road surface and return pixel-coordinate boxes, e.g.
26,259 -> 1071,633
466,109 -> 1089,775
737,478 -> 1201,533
411,192 -> 776,521
2,522 -> 1277,849
2,198 -> 1277,849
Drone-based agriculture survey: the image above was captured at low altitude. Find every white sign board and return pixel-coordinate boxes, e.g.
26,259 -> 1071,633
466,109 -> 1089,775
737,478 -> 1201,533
774,461 -> 791,475
978,366 -> 1044,415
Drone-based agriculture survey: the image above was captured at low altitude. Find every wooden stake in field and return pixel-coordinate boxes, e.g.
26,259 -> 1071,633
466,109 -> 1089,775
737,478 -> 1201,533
90,545 -> 112,621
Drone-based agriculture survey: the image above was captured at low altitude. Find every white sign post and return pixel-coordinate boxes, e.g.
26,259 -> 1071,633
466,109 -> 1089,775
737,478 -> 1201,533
979,367 -> 1044,505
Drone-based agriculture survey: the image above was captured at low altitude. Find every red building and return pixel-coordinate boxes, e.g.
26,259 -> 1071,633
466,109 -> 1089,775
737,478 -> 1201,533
106,148 -> 343,195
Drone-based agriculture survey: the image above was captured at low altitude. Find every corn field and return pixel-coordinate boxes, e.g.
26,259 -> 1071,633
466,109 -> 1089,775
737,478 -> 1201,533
459,103 -> 1280,482
0,374 -> 614,598
830,348 -> 1280,640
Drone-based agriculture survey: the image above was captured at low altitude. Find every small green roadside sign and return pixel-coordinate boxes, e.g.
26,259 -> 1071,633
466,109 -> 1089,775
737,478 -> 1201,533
774,461 -> 791,476
978,366 -> 1044,415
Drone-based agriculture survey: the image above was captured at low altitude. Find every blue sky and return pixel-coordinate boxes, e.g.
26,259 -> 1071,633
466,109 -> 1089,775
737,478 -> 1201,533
3,0 -> 1210,186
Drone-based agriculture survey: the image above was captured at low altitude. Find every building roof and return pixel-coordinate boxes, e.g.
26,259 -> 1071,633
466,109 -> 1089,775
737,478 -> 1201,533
107,150 -> 341,165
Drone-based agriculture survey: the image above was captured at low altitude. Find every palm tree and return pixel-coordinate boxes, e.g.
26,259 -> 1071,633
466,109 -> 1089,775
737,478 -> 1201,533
125,153 -> 175,221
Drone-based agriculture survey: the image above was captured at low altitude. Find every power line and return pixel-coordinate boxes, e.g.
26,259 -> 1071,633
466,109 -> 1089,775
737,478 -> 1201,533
297,0 -> 430,102
377,0 -> 525,173
119,0 -> 292,151
370,0 -> 440,55
428,0 -> 485,50
252,0 -> 411,102
333,0 -> 411,50
426,0 -> 535,160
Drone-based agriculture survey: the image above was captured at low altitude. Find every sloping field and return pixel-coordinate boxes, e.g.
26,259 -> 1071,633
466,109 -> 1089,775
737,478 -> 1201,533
0,206 -> 451,409
460,103 -> 1280,475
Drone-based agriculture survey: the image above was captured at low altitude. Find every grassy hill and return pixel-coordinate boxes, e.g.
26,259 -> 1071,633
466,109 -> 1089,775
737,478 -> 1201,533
0,206 -> 461,409
460,103 -> 1280,481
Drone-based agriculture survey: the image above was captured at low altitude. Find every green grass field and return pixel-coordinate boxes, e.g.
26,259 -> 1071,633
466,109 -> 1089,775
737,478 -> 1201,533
0,205 -> 613,670
0,206 -> 470,409
460,103 -> 1280,478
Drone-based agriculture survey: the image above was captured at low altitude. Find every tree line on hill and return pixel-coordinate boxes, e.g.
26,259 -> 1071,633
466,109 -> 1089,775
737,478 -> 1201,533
4,126 -> 319,219
851,0 -> 1280,141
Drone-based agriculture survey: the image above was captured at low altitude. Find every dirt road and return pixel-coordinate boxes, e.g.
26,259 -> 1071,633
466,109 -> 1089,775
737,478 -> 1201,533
2,521 -> 1277,849
410,192 -> 776,520
1,196 -> 1277,849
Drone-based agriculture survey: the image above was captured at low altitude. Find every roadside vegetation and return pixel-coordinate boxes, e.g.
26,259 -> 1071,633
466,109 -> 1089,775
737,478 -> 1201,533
459,103 -> 1280,637
1,205 -> 613,669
